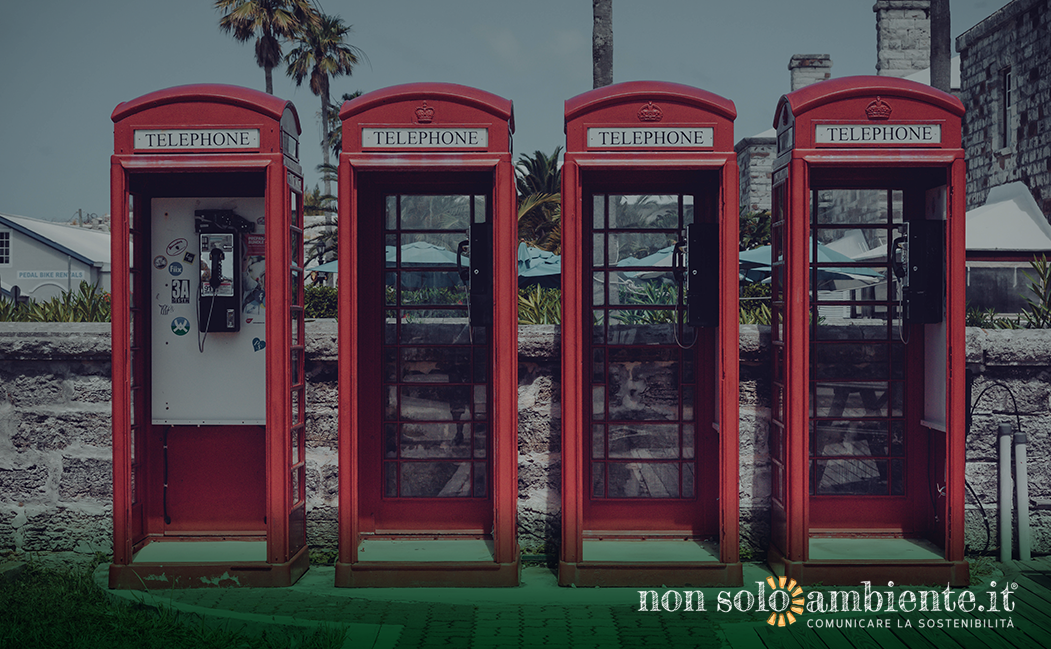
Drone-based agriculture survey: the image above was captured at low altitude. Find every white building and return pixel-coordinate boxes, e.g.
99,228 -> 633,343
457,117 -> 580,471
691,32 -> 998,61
0,213 -> 110,301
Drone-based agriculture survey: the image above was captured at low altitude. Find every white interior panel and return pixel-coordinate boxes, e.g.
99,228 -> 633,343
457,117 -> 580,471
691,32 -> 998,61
151,197 -> 267,425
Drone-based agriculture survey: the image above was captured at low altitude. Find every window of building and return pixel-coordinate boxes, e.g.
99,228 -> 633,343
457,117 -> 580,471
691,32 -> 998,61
0,230 -> 10,265
1001,68 -> 1014,149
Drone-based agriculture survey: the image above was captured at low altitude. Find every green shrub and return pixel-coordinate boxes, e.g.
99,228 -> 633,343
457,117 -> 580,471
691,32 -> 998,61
304,285 -> 338,319
1020,254 -> 1051,329
0,281 -> 110,322
518,285 -> 561,324
740,282 -> 771,325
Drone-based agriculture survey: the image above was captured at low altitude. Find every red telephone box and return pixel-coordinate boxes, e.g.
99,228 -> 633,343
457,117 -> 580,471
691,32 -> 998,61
109,85 -> 308,588
335,84 -> 519,587
560,81 -> 741,586
768,76 -> 968,586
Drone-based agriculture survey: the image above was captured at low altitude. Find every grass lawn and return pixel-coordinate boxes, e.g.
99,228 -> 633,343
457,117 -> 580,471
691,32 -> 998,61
0,559 -> 346,649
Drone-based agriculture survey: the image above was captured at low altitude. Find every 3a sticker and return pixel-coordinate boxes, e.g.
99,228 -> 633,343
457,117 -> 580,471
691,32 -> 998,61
153,255 -> 167,269
166,238 -> 188,256
171,317 -> 191,336
171,279 -> 190,304
168,262 -> 184,276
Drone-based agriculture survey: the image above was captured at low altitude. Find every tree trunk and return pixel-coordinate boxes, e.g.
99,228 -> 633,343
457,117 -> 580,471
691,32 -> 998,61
592,0 -> 613,89
930,0 -> 951,93
321,92 -> 331,199
265,66 -> 274,95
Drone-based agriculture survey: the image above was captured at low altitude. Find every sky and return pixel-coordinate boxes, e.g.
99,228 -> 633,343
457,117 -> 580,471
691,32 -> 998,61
0,0 -> 1010,223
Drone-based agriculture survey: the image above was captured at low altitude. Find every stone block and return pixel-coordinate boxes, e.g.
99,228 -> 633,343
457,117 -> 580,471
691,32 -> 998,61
59,457 -> 112,501
0,464 -> 50,502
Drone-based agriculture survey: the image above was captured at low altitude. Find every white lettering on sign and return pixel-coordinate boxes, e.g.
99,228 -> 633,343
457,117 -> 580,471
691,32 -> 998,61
586,127 -> 714,148
361,128 -> 488,148
17,270 -> 86,280
133,129 -> 261,150
814,124 -> 941,145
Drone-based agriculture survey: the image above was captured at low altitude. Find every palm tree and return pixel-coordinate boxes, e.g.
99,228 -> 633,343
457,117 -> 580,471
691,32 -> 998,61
215,0 -> 320,95
515,148 -> 563,253
516,147 -> 562,200
285,14 -> 365,200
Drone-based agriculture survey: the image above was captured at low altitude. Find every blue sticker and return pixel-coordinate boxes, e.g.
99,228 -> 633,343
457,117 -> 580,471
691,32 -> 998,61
171,317 -> 191,336
252,337 -> 266,352
168,262 -> 183,276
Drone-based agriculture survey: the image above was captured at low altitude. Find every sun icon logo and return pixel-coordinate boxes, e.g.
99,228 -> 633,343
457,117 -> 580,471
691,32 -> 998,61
765,576 -> 805,627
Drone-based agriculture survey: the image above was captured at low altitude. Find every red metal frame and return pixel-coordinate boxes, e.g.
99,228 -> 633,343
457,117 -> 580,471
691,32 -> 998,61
335,84 -> 519,587
768,76 -> 968,586
109,85 -> 307,588
560,81 -> 741,586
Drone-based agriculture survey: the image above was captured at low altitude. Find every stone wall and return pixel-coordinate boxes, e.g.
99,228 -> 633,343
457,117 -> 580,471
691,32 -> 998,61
956,0 -> 1051,214
2,322 -> 1050,564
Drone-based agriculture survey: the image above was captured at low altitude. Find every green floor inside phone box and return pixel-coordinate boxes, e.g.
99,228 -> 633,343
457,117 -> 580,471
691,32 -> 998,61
583,539 -> 720,562
133,541 -> 267,563
808,537 -> 944,560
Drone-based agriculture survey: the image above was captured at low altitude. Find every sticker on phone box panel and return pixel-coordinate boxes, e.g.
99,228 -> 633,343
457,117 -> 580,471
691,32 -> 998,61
166,238 -> 188,256
171,317 -> 191,336
171,279 -> 190,304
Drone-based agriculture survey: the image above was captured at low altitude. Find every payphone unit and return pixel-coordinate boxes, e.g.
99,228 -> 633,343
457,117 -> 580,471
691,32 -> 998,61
767,76 -> 967,586
109,85 -> 307,588
560,82 -> 741,587
335,84 -> 519,587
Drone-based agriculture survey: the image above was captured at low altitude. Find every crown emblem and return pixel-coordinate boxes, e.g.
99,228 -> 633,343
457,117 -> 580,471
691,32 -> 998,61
865,97 -> 892,120
415,101 -> 435,124
637,102 -> 663,122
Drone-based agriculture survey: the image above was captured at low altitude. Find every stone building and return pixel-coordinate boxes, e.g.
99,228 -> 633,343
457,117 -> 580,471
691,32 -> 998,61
737,2 -> 937,216
956,0 -> 1051,216
736,56 -> 831,216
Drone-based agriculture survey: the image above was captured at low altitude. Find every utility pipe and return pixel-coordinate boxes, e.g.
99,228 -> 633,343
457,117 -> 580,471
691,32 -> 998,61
1015,427 -> 1031,561
999,423 -> 1013,563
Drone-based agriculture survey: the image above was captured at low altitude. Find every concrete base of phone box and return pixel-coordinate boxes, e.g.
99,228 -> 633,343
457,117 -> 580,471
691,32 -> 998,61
767,542 -> 969,587
108,544 -> 309,589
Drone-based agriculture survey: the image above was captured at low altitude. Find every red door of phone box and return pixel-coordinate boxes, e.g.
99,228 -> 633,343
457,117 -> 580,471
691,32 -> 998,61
109,84 -> 308,588
767,76 -> 968,586
560,81 -> 742,587
335,83 -> 519,587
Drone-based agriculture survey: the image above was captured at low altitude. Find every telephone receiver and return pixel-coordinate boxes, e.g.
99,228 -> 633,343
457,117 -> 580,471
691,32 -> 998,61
891,223 -> 909,284
194,209 -> 255,333
456,240 -> 471,284
208,246 -> 225,290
